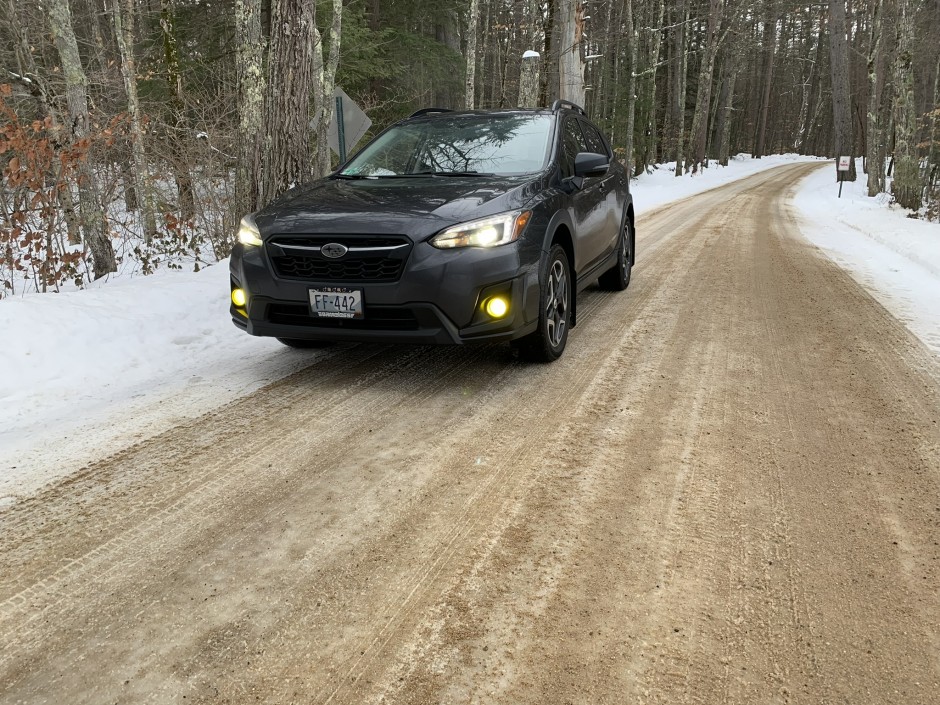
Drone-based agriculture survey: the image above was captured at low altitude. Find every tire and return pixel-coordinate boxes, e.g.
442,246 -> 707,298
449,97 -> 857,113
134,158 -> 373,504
598,215 -> 633,291
276,338 -> 335,349
518,244 -> 571,363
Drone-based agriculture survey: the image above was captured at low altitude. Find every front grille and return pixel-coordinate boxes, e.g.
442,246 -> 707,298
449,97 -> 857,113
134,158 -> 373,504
267,234 -> 412,283
267,304 -> 420,331
272,256 -> 403,281
271,235 -> 408,248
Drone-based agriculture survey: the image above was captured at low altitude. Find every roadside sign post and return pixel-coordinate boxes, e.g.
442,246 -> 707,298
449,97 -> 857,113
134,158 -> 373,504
335,96 -> 347,163
326,87 -> 371,166
837,156 -> 851,198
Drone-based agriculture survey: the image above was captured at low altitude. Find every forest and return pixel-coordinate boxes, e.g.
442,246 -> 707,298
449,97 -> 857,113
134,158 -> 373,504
1,0 -> 939,296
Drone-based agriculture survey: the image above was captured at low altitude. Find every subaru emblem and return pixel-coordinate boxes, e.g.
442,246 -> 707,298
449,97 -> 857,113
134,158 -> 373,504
321,242 -> 348,259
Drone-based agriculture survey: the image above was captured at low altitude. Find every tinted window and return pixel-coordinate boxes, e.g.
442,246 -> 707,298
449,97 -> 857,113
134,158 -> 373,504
561,118 -> 589,178
579,120 -> 609,157
341,114 -> 553,176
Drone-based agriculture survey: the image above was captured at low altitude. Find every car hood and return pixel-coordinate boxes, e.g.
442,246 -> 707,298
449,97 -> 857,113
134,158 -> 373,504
256,175 -> 543,240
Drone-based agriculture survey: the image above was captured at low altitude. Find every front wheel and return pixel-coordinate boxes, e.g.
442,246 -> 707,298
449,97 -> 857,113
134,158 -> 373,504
598,216 -> 633,291
517,244 -> 571,363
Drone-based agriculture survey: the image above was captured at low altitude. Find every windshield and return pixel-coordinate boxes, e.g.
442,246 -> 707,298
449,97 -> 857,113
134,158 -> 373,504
339,114 -> 552,177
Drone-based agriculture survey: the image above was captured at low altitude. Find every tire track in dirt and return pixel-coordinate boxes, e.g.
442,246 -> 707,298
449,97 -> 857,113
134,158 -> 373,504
2,163 -> 938,705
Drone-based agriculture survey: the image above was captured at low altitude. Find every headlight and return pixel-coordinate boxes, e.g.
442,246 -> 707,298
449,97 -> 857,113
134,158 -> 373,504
237,214 -> 262,247
430,210 -> 532,249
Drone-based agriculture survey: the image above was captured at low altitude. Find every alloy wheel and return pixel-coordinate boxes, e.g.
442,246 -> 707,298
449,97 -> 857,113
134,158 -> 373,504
545,259 -> 569,349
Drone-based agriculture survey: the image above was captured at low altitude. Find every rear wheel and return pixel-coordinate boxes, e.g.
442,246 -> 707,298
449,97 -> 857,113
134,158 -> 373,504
276,338 -> 335,349
598,216 -> 633,291
518,244 -> 571,362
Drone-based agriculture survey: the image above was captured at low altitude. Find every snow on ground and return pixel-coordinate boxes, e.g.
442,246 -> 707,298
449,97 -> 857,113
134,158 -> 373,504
632,153 -> 826,213
794,159 -> 940,355
0,266 -> 338,503
1,153 -> 936,504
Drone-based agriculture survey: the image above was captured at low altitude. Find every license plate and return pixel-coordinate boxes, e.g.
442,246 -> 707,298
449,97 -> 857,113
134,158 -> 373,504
308,287 -> 364,319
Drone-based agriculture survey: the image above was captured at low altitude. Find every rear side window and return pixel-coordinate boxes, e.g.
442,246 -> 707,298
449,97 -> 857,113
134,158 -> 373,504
561,118 -> 589,178
579,120 -> 610,157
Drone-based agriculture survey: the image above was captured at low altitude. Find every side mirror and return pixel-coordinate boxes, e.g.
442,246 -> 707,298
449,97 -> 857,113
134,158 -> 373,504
574,152 -> 609,178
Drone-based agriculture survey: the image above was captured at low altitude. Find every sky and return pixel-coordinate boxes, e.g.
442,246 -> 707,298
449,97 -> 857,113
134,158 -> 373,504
1,154 -> 937,507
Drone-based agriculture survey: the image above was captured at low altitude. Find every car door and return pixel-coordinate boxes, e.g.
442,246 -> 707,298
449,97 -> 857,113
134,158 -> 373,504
578,118 -> 622,257
560,116 -> 608,275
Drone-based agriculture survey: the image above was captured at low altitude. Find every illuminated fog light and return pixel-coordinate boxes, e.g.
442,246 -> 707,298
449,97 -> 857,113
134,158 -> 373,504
231,288 -> 247,307
485,296 -> 509,318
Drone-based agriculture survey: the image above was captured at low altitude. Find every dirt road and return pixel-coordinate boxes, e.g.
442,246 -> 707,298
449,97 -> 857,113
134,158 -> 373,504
2,162 -> 939,705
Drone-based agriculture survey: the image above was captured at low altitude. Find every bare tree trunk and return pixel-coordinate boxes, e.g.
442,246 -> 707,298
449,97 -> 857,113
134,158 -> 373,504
8,0 -> 83,247
928,52 -> 940,205
518,52 -> 541,107
892,0 -> 919,208
48,0 -> 116,276
435,9 -> 461,108
312,0 -> 343,178
690,0 -> 725,173
866,0 -> 887,196
623,0 -> 637,175
672,0 -> 690,175
112,0 -> 159,240
805,11 -> 830,156
558,0 -> 585,106
539,0 -> 557,106
636,0 -> 665,173
160,0 -> 196,220
793,12 -> 820,153
754,14 -> 777,159
717,68 -> 738,166
828,0 -> 857,180
234,0 -> 265,218
466,0 -> 480,109
714,30 -> 742,168
261,0 -> 315,205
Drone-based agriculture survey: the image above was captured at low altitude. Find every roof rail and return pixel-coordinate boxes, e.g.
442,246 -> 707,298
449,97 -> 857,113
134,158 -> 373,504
408,108 -> 455,118
550,99 -> 585,115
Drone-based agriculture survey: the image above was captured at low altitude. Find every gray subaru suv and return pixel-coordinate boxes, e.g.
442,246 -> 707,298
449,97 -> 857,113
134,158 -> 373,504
229,101 -> 634,361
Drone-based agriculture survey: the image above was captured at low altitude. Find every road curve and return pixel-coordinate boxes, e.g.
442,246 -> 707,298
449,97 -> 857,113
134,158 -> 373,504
2,162 -> 938,704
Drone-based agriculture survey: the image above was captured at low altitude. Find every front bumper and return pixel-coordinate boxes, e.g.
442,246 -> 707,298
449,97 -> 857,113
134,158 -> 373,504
229,239 -> 542,345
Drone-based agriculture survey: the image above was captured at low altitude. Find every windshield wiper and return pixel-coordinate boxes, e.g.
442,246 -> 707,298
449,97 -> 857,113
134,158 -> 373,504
417,170 -> 495,177
385,170 -> 495,178
337,170 -> 495,179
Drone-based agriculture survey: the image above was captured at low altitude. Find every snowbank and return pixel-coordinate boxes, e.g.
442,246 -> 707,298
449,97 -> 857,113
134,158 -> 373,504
793,160 -> 940,354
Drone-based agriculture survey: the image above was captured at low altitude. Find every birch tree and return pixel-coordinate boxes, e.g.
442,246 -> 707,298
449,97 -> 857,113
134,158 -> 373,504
668,0 -> 690,174
865,0 -> 888,196
112,0 -> 159,240
159,0 -> 196,219
891,0 -> 919,208
689,0 -> 725,173
622,0 -> 638,173
466,0 -> 480,109
47,0 -> 116,276
234,0 -> 264,217
312,0 -> 343,178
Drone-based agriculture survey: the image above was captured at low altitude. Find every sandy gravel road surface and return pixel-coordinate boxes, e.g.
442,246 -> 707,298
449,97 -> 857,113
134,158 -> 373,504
2,162 -> 938,705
